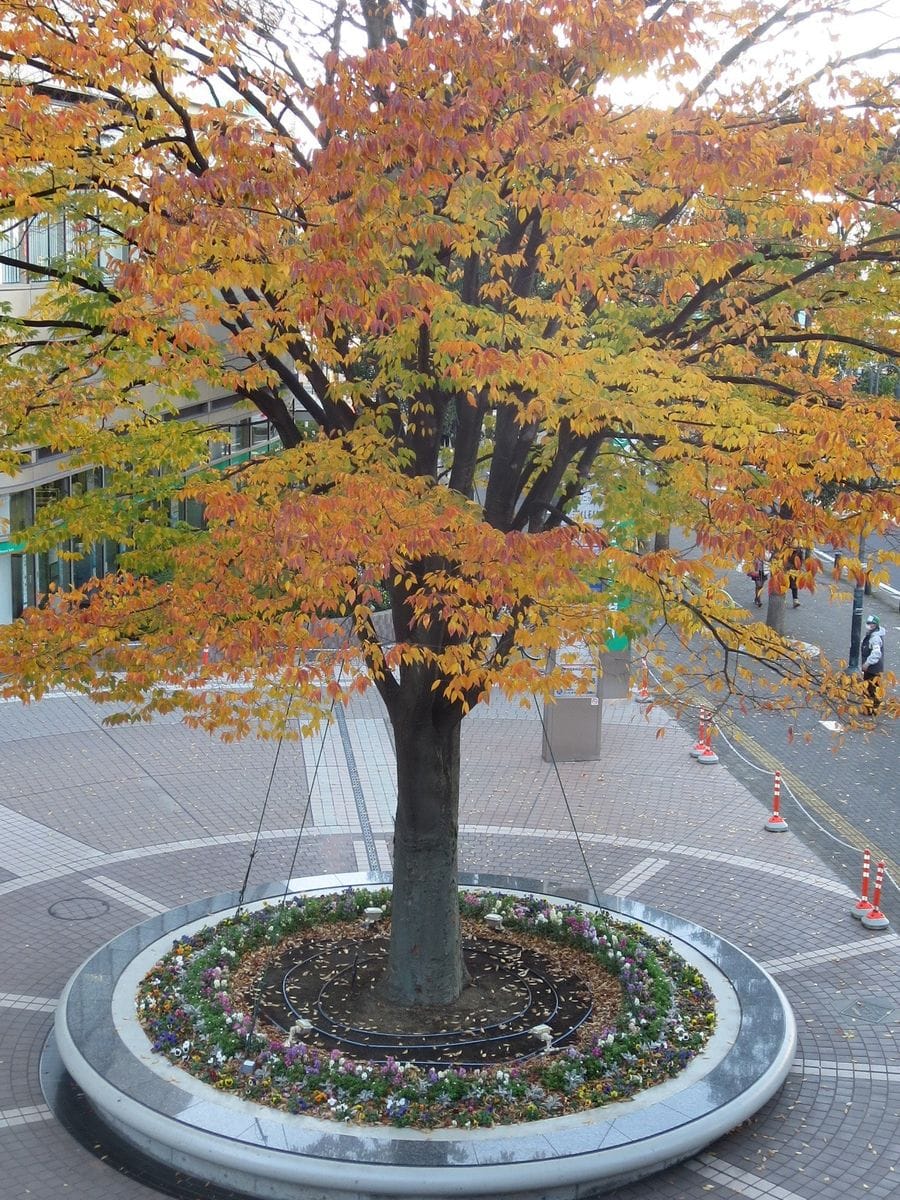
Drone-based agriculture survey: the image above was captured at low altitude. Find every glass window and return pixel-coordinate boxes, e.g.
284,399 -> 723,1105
69,468 -> 102,496
9,489 -> 33,533
35,478 -> 69,510
231,419 -> 252,451
0,215 -> 66,282
36,544 -> 70,596
251,419 -> 273,447
49,214 -> 67,262
175,497 -> 206,529
29,214 -> 51,275
71,538 -> 104,588
10,553 -> 35,617
0,220 -> 26,283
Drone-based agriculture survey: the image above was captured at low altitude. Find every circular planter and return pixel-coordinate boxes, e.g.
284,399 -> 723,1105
52,871 -> 795,1200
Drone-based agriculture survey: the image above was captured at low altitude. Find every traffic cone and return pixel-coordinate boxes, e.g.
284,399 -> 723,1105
860,862 -> 890,930
697,721 -> 719,765
690,709 -> 708,758
634,658 -> 651,704
764,771 -> 788,831
851,848 -> 873,919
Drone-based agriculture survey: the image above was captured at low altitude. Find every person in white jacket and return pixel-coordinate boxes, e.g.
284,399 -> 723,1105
860,615 -> 885,712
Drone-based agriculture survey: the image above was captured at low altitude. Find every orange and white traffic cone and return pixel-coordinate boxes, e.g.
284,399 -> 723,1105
634,658 -> 652,704
697,720 -> 719,765
764,771 -> 788,832
860,862 -> 890,930
690,709 -> 708,758
851,848 -> 873,919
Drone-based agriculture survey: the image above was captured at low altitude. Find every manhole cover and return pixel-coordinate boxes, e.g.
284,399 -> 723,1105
834,995 -> 896,1024
48,896 -> 111,921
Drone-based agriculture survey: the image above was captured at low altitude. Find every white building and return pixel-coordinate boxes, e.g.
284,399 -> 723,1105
0,213 -> 288,623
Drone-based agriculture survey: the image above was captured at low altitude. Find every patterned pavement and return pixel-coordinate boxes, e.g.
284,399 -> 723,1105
0,686 -> 898,1200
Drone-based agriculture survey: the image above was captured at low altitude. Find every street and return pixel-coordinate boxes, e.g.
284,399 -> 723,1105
688,556 -> 899,905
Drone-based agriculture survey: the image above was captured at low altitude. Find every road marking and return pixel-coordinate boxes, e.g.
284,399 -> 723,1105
791,1059 -> 900,1084
85,875 -> 168,916
0,804 -> 102,878
719,718 -> 900,881
760,934 -> 900,973
685,1153 -> 809,1199
0,1104 -> 54,1129
607,856 -> 669,898
0,992 -> 57,1013
463,825 -> 854,898
375,840 -> 392,871
0,826 -> 854,902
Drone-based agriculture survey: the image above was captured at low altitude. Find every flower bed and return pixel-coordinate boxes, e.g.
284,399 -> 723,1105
137,889 -> 715,1128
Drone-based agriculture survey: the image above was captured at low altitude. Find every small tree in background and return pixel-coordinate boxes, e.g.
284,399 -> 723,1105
0,0 -> 897,1006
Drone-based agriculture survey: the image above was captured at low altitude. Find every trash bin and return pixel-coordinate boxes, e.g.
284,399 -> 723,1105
541,645 -> 602,762
600,642 -> 631,699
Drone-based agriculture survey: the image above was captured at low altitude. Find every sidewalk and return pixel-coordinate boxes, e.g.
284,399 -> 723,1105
0,687 -> 898,1199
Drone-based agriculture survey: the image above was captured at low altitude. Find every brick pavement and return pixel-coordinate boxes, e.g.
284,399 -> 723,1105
0,689 -> 898,1200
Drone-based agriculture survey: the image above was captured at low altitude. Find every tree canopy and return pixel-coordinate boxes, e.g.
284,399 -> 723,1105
0,0 -> 897,726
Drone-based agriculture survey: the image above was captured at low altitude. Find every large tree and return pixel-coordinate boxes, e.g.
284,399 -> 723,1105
0,0 -> 897,1005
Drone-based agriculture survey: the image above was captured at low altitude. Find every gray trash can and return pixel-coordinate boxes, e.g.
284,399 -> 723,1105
600,646 -> 631,699
541,690 -> 602,762
541,645 -> 605,762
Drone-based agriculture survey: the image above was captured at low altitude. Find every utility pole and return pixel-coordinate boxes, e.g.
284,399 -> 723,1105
849,357 -> 880,665
849,533 -> 867,669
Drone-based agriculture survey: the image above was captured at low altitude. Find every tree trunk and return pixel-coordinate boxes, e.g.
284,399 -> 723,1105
766,588 -> 786,635
383,676 -> 467,1006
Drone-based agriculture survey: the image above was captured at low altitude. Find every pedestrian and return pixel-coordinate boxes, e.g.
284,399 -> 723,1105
748,557 -> 767,608
787,547 -> 803,608
860,614 -> 885,713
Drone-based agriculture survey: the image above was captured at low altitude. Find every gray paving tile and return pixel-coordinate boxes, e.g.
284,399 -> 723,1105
0,687 -> 895,1200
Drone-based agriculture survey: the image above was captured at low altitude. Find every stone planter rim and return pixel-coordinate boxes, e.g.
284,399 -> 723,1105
52,870 -> 796,1200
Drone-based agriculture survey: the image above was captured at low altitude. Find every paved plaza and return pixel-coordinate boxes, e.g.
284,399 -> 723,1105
0,686 -> 898,1199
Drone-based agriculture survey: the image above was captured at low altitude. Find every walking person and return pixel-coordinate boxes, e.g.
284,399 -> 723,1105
787,547 -> 803,608
860,614 -> 885,713
748,557 -> 767,608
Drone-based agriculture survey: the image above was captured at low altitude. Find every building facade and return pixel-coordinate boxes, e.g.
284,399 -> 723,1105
0,215 -> 290,623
